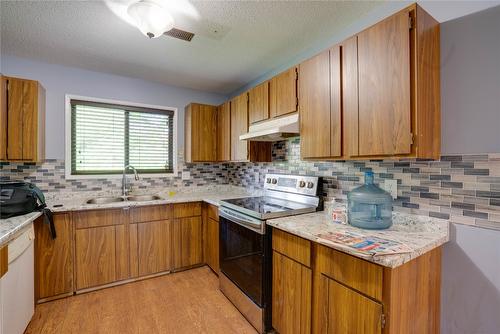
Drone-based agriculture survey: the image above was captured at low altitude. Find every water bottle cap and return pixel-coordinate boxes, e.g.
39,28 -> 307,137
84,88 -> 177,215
365,171 -> 374,177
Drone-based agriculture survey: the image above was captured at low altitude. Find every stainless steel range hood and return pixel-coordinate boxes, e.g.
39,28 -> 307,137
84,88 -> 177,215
239,113 -> 299,142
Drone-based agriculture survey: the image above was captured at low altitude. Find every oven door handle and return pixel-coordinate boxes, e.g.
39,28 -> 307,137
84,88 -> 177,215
219,208 -> 264,235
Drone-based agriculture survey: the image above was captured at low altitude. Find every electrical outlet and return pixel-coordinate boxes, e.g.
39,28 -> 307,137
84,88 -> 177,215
383,179 -> 398,199
181,171 -> 190,181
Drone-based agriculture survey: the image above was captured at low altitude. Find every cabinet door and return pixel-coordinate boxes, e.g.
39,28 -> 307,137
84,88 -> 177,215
6,78 -> 23,160
357,10 -> 412,156
0,76 -> 6,160
217,101 -> 231,161
205,218 -> 219,274
299,51 -> 331,159
75,226 -> 117,290
329,46 -> 342,157
185,103 -> 217,162
136,220 -> 173,276
270,67 -> 298,118
173,216 -> 203,269
324,278 -> 382,334
248,81 -> 269,124
34,213 -> 73,301
272,251 -> 311,334
230,93 -> 249,161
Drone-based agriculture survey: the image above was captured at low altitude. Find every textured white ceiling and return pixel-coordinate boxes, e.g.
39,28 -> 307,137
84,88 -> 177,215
0,0 -> 383,94
2,1 -> 496,94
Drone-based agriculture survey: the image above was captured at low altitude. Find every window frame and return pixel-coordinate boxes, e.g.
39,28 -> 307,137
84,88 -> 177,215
65,94 -> 177,180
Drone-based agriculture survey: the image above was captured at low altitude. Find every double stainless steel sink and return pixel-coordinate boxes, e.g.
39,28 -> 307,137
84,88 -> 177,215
85,194 -> 162,205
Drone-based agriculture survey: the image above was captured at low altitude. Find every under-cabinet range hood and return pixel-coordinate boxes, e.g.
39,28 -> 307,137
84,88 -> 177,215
239,113 -> 299,142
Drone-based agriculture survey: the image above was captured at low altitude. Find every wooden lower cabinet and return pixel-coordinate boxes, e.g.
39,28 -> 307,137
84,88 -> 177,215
135,219 -> 173,277
34,213 -> 73,302
272,251 -> 311,334
75,225 -> 118,290
173,216 -> 203,269
320,276 -> 383,334
205,217 -> 219,274
272,229 -> 442,334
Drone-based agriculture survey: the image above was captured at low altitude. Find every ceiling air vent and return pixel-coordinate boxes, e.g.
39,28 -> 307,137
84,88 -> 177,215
163,28 -> 195,42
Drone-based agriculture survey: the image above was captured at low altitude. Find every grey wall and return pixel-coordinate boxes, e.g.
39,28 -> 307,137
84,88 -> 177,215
0,55 -> 227,159
441,5 -> 500,154
439,7 -> 500,334
441,224 -> 500,334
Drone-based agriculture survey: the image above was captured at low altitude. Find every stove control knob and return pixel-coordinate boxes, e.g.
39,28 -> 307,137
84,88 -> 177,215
307,182 -> 314,189
272,178 -> 278,184
299,181 -> 306,188
266,178 -> 272,184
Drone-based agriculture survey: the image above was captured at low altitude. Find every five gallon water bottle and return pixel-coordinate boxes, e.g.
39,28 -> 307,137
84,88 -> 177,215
347,171 -> 393,229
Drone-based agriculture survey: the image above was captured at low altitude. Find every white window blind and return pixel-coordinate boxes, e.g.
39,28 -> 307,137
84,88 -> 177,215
71,100 -> 174,175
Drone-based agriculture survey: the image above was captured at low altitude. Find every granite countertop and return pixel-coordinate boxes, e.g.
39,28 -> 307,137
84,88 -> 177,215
0,185 -> 258,248
267,211 -> 449,268
45,185 -> 260,212
0,212 -> 41,247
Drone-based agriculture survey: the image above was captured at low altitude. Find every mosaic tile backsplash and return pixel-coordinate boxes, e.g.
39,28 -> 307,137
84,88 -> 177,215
2,138 -> 500,231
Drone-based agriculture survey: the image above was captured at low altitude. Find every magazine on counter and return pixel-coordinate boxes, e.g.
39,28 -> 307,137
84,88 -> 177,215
316,231 -> 413,257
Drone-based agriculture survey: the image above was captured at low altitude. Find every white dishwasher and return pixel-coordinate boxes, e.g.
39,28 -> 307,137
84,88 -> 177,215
0,225 -> 35,334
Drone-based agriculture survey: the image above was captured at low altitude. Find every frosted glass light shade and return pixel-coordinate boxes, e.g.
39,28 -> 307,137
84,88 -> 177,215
127,0 -> 174,38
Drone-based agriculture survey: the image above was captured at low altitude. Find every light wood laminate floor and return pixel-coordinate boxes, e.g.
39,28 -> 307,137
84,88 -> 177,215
26,266 -> 258,334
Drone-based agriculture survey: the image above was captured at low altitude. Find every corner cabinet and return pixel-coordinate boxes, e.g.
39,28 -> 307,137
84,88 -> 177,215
299,4 -> 440,160
185,103 -> 218,162
0,75 -> 45,162
272,228 -> 442,334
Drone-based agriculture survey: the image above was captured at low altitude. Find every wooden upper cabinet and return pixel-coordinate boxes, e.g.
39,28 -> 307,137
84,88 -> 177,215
270,66 -> 298,119
1,76 -> 45,162
230,92 -> 249,161
357,9 -> 412,156
248,81 -> 269,124
299,50 -> 332,159
217,101 -> 231,162
185,103 -> 217,162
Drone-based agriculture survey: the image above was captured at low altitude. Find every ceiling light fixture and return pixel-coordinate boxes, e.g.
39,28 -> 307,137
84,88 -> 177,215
127,0 -> 174,38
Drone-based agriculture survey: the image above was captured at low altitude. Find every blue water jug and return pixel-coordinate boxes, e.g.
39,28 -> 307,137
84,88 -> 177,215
347,171 -> 393,229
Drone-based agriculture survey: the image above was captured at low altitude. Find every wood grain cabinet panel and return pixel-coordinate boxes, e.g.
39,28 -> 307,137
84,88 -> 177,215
173,216 -> 203,269
217,101 -> 231,162
205,218 -> 219,274
230,92 -> 249,162
299,50 -> 332,159
272,251 -> 312,334
34,213 -> 73,301
272,228 -> 311,267
173,202 -> 202,218
130,204 -> 171,223
357,9 -> 412,156
75,226 -> 117,290
1,76 -> 45,162
136,220 -> 173,276
185,103 -> 218,162
73,208 -> 125,229
248,81 -> 269,124
324,278 -> 383,334
0,245 -> 7,279
269,67 -> 298,119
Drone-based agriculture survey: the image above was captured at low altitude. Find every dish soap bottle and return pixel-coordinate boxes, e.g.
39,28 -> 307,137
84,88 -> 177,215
347,171 -> 393,229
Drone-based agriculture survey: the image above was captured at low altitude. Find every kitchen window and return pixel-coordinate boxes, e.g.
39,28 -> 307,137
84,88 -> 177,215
65,96 -> 176,178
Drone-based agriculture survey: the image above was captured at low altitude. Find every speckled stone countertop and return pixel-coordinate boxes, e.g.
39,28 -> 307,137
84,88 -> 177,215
267,211 -> 449,268
45,185 -> 260,212
0,212 -> 41,247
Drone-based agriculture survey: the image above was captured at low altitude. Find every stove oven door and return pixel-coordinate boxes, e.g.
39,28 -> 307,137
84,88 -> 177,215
219,210 -> 265,307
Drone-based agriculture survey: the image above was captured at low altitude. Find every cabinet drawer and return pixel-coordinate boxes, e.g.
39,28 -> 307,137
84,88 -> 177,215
173,202 -> 202,218
130,204 -> 172,223
73,209 -> 126,229
272,228 -> 311,267
207,204 -> 218,221
317,245 -> 383,301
